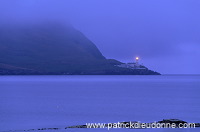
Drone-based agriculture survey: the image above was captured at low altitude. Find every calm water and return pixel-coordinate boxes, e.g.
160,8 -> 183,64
0,75 -> 199,132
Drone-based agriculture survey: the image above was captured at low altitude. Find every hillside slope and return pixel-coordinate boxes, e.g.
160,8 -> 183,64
0,23 -> 160,75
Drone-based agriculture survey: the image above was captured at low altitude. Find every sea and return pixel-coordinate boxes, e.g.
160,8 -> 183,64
0,75 -> 199,132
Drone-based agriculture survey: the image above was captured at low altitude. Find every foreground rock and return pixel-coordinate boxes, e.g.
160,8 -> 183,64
3,119 -> 199,132
67,119 -> 200,129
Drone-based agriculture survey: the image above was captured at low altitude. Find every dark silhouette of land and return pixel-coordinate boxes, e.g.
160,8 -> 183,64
0,23 -> 160,75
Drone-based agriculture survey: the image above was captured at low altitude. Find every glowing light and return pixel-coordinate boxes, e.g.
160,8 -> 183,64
136,57 -> 139,60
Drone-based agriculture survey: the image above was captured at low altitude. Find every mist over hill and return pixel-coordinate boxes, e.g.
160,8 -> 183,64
0,22 -> 160,75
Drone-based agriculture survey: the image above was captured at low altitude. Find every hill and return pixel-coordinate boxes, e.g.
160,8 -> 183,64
0,23 -> 160,75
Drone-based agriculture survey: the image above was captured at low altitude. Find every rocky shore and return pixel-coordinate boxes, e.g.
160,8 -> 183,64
2,119 -> 199,132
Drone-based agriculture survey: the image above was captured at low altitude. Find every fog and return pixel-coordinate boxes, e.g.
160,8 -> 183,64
1,0 -> 200,74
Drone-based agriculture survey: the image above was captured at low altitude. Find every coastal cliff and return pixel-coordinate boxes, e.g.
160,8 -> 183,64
0,23 -> 160,75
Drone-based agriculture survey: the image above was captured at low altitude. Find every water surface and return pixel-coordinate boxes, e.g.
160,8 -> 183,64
0,75 -> 199,132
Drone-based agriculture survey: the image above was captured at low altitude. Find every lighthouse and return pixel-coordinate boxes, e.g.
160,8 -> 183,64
135,57 -> 139,66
